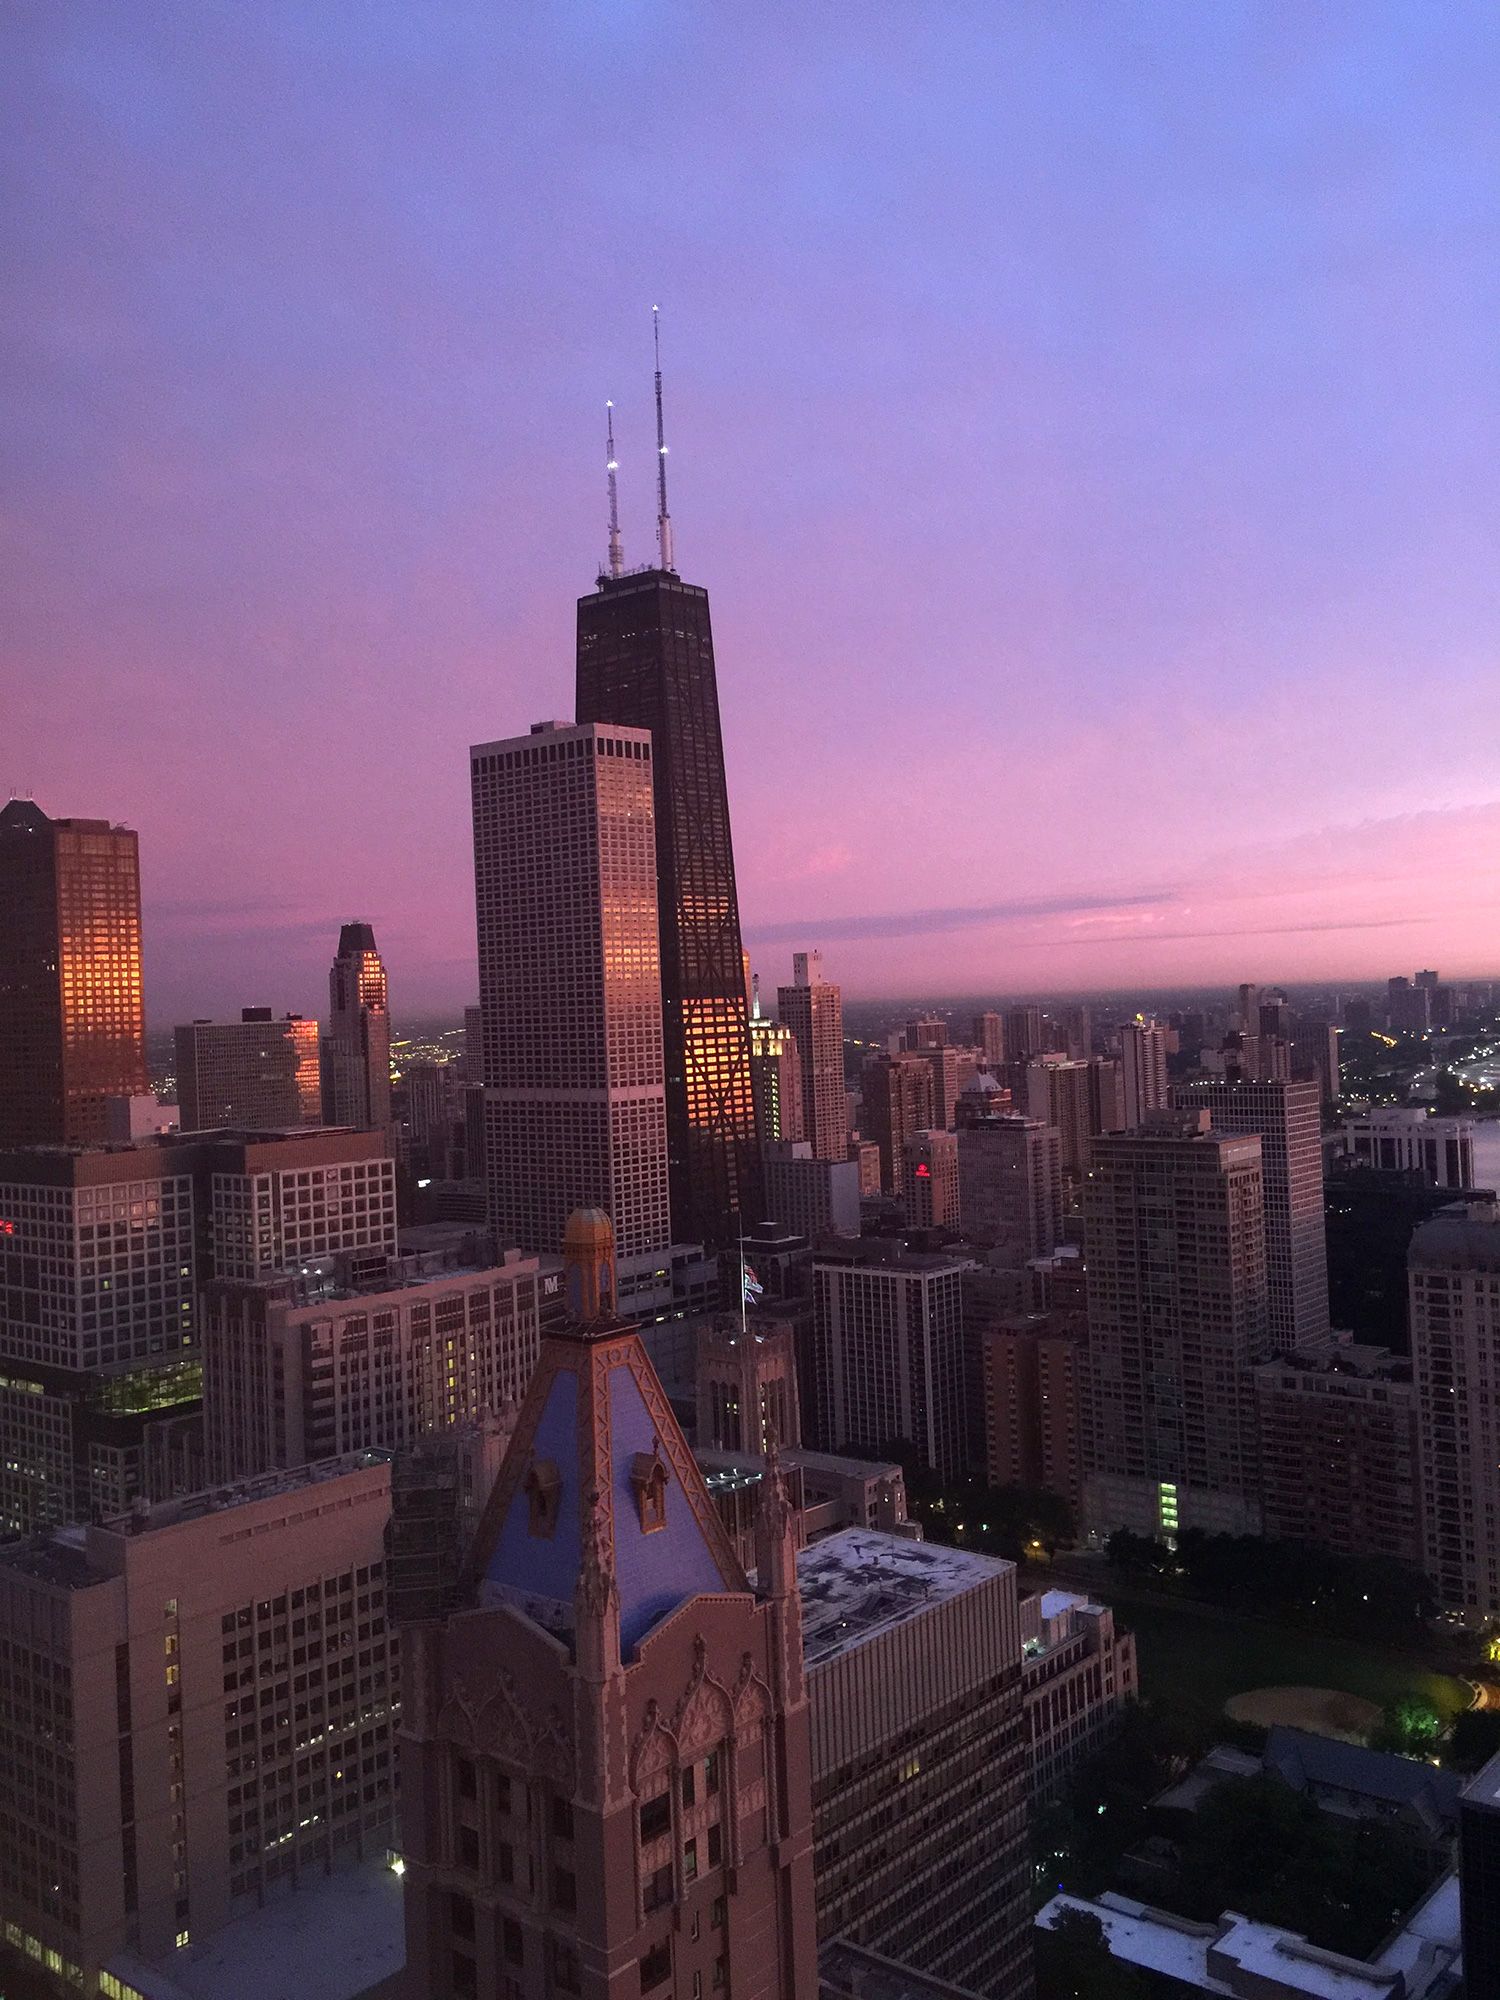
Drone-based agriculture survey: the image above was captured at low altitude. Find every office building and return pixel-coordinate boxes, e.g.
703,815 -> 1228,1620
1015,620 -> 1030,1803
802,1530 -> 1030,1996
577,547 -> 763,1248
203,1246 -> 550,1482
398,1207 -> 819,1999
764,1142 -> 861,1240
957,1116 -> 1063,1268
1253,1346 -> 1420,1566
1388,976 -> 1431,1037
982,1312 -> 1085,1508
1020,1590 -> 1137,1804
174,1011 -> 321,1132
809,1243 -> 973,1478
321,923 -> 392,1133
1344,1107 -> 1476,1189
0,799 -> 146,1148
1411,1205 -> 1500,1615
470,720 -> 670,1260
1082,1112 -> 1269,1538
903,1129 -> 960,1231
1172,1077 -> 1329,1351
1292,1021 -> 1343,1105
1004,1006 -> 1045,1066
916,1044 -> 960,1130
860,1055 -> 936,1197
0,1128 -> 396,1534
0,1452 -> 396,1999
1118,1020 -> 1168,1129
748,982 -> 804,1145
971,1013 -> 1005,1068
776,952 -> 847,1165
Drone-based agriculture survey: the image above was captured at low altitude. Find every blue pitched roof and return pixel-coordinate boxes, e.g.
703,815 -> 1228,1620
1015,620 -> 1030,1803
474,1325 -> 745,1656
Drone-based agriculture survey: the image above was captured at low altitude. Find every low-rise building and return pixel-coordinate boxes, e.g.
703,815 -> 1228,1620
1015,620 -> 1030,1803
1020,1590 -> 1137,1804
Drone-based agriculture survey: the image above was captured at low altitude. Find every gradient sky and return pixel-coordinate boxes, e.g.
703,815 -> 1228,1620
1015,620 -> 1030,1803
5,2 -> 1499,1022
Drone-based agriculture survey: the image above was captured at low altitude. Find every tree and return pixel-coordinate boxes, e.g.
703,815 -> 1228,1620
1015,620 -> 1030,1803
1036,1906 -> 1157,2000
1449,1708 -> 1500,1773
1371,1693 -> 1441,1756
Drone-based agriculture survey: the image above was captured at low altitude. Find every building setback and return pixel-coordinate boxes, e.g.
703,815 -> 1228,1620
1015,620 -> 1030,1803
0,1453 -> 397,1998
0,800 -> 147,1148
577,563 -> 763,1248
470,720 -> 670,1260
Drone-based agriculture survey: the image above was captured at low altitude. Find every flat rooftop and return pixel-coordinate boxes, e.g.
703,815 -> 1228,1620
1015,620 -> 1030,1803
796,1528 -> 1012,1667
818,1936 -> 984,1999
102,1852 -> 404,2000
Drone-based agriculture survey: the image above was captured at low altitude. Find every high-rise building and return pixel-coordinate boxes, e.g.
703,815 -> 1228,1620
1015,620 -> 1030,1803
1236,982 -> 1262,1034
1411,1204 -> 1500,1615
0,1127 -> 396,1533
917,1044 -> 960,1131
203,1245 -> 550,1482
810,1243 -> 972,1478
982,1312 -> 1085,1507
763,1141 -> 861,1239
748,979 -> 804,1145
860,1054 -> 936,1196
0,1453 -> 397,1997
778,951 -> 847,1164
470,720 -> 670,1260
1344,1106 -> 1476,1188
1292,1020 -> 1343,1104
972,1012 -> 1005,1068
803,1532 -> 1031,1996
1461,1754 -> 1500,2000
1172,1077 -> 1330,1351
903,1129 -> 960,1231
174,1009 -> 321,1131
1083,1111 -> 1269,1538
1004,1005 -> 1045,1066
1118,1019 -> 1168,1128
903,1015 -> 947,1051
577,552 -> 762,1247
1254,1347 -> 1420,1566
1025,1056 -> 1121,1179
1020,1591 -> 1137,1806
0,798 -> 146,1147
399,1207 -> 819,1998
1388,975 -> 1432,1037
957,1115 -> 1063,1267
321,922 -> 392,1132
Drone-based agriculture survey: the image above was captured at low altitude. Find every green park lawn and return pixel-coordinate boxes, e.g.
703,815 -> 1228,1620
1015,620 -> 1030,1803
1117,1595 -> 1470,1738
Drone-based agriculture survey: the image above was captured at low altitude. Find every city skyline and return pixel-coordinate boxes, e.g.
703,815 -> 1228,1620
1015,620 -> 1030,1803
8,6 -> 1500,1019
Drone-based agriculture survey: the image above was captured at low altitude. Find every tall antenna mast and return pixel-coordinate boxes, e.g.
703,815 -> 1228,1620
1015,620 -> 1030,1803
653,304 -> 675,572
605,400 -> 624,578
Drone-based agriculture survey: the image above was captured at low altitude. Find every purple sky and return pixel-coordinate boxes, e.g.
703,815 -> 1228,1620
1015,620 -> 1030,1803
5,3 -> 1499,1023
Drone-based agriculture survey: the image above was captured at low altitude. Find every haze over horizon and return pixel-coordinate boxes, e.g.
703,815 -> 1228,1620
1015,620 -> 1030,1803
7,3 -> 1498,1022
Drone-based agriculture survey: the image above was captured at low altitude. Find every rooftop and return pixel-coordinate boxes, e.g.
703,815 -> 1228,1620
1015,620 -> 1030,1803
101,1852 -> 404,2000
1410,1210 -> 1500,1271
795,1528 -> 1011,1666
818,1937 -> 984,2000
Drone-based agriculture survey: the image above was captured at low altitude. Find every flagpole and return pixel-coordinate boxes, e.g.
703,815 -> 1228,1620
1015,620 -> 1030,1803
739,1235 -> 748,1335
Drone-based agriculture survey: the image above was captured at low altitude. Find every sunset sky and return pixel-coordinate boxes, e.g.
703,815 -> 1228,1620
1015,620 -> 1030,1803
6,2 -> 1498,1021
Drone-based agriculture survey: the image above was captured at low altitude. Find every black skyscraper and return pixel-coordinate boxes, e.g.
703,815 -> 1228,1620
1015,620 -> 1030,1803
576,566 -> 761,1246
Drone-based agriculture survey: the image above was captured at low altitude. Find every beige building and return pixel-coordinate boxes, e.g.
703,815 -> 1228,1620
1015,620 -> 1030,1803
1083,1112 -> 1269,1539
802,1530 -> 1031,1997
1118,1020 -> 1168,1130
1020,1589 -> 1137,1804
747,984 -> 804,1145
777,952 -> 846,1161
902,1129 -> 960,1232
859,1056 -> 936,1197
0,1453 -> 397,1999
470,721 -> 670,1260
982,1312 -> 1086,1509
203,1248 -> 550,1483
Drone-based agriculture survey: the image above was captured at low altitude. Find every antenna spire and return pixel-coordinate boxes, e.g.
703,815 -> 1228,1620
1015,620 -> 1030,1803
652,305 -> 675,572
605,400 -> 624,579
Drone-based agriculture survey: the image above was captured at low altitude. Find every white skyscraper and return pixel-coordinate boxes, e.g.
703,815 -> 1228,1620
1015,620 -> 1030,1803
469,720 -> 670,1257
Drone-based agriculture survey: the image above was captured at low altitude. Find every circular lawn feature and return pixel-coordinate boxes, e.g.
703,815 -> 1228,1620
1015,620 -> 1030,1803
1224,1685 -> 1382,1742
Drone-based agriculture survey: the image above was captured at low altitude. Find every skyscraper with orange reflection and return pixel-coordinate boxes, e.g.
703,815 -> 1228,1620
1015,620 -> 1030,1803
320,920 -> 392,1132
0,798 -> 147,1147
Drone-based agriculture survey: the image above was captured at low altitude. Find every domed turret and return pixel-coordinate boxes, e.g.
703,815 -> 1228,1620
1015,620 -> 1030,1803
563,1207 -> 616,1325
